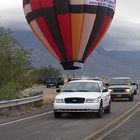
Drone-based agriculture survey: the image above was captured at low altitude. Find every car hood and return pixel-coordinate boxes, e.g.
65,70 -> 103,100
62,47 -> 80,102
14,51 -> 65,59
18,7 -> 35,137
55,92 -> 101,99
108,85 -> 131,89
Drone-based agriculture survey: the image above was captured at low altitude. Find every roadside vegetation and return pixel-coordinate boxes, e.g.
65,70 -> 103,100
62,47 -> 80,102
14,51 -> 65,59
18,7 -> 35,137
0,27 -> 62,100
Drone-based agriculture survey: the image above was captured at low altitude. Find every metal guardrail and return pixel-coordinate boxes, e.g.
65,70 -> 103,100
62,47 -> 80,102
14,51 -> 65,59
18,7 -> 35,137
0,91 -> 43,109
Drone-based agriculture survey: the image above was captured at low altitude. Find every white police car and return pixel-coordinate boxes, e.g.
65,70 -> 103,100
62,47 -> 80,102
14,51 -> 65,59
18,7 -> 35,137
53,80 -> 111,118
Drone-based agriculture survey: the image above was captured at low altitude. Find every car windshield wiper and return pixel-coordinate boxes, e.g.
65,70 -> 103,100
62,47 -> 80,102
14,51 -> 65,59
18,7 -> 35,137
76,90 -> 91,92
110,84 -> 127,85
62,90 -> 75,92
110,84 -> 118,85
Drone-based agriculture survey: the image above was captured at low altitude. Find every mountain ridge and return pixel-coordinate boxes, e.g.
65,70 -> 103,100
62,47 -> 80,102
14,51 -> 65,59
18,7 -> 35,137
13,30 -> 140,80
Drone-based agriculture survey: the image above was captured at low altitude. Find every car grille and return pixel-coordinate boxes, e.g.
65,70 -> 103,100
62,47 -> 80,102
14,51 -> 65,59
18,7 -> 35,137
65,98 -> 85,103
113,89 -> 125,92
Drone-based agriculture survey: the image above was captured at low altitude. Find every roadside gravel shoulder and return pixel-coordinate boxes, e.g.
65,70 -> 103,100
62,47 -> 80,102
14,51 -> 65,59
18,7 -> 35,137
0,86 -> 58,124
0,104 -> 53,124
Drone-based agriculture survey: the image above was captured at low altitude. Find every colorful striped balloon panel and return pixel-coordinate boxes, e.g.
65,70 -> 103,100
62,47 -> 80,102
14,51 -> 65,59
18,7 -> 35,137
23,0 -> 116,70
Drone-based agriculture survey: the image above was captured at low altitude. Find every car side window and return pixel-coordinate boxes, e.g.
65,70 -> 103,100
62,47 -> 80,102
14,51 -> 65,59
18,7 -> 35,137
93,83 -> 100,92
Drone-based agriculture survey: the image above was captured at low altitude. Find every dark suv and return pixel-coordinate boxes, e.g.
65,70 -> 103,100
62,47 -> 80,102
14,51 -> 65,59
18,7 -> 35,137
46,78 -> 64,88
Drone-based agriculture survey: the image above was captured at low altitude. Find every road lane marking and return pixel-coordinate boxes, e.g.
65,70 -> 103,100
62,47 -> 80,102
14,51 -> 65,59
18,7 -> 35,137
96,106 -> 140,140
0,111 -> 53,127
82,100 -> 140,140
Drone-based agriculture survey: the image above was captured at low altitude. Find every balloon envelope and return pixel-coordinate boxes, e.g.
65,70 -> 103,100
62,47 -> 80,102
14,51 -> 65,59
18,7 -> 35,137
23,0 -> 116,70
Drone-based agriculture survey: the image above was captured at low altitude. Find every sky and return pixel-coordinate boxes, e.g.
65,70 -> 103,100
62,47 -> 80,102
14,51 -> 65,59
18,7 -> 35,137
0,0 -> 140,51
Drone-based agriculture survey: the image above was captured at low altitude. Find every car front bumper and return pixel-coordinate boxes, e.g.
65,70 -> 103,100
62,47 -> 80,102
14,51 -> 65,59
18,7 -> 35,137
54,103 -> 100,113
110,92 -> 132,98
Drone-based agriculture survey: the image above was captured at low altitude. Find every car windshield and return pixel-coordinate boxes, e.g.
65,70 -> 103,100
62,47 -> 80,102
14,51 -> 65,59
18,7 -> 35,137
61,82 -> 100,92
47,79 -> 57,83
109,79 -> 131,85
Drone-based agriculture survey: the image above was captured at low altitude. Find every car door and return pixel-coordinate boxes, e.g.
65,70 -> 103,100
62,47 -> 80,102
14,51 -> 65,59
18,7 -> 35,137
98,82 -> 107,107
101,91 -> 108,107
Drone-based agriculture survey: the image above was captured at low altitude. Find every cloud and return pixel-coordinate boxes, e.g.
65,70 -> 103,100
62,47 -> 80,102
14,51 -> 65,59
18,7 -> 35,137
0,1 -> 21,10
1,0 -> 140,51
115,0 -> 140,24
100,20 -> 140,51
0,1 -> 28,30
0,7 -> 28,30
102,0 -> 140,51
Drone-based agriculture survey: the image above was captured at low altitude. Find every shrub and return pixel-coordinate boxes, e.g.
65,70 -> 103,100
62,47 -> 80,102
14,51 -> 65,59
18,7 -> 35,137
0,82 -> 21,100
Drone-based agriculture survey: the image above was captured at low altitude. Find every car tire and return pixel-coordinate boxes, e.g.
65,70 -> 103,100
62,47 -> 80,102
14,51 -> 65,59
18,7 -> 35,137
129,94 -> 134,101
104,101 -> 111,114
54,112 -> 62,118
134,90 -> 137,95
95,103 -> 103,118
111,97 -> 114,101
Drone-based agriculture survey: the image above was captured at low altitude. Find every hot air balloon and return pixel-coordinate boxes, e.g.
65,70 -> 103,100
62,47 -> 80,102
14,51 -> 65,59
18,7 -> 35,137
23,0 -> 116,70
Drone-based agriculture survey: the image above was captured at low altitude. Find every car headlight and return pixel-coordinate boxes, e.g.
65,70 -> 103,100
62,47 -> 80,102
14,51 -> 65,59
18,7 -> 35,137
55,98 -> 64,103
108,89 -> 113,93
125,88 -> 131,92
86,97 -> 100,103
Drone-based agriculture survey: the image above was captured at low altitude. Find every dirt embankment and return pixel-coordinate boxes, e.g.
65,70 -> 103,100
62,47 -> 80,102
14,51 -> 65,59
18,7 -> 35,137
43,91 -> 58,105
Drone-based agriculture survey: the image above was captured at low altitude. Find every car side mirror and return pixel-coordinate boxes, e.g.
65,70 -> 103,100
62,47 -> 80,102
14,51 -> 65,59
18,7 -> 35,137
105,83 -> 109,87
56,89 -> 61,93
102,89 -> 108,92
132,83 -> 136,85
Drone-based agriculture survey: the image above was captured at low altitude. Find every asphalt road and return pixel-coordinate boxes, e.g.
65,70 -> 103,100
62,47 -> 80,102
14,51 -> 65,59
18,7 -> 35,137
103,108 -> 140,140
0,94 -> 140,140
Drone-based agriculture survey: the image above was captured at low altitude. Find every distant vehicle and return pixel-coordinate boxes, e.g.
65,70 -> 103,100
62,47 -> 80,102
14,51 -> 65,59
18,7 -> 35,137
107,77 -> 137,101
53,80 -> 111,118
57,78 -> 64,85
46,78 -> 64,88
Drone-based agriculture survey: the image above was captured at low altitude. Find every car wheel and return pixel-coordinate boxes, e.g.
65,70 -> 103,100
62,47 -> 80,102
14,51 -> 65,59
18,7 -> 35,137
54,112 -> 62,118
104,101 -> 111,114
129,94 -> 134,101
111,97 -> 114,101
134,90 -> 137,95
95,103 -> 103,118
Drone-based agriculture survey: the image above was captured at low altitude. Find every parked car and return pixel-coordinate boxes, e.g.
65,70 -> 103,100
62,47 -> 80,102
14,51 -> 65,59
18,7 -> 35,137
53,80 -> 111,118
46,78 -> 64,88
107,77 -> 137,101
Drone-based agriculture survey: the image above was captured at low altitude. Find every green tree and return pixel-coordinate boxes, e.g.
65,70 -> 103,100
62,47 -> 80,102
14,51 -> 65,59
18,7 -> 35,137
0,27 -> 32,100
33,65 -> 62,84
0,27 -> 63,100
